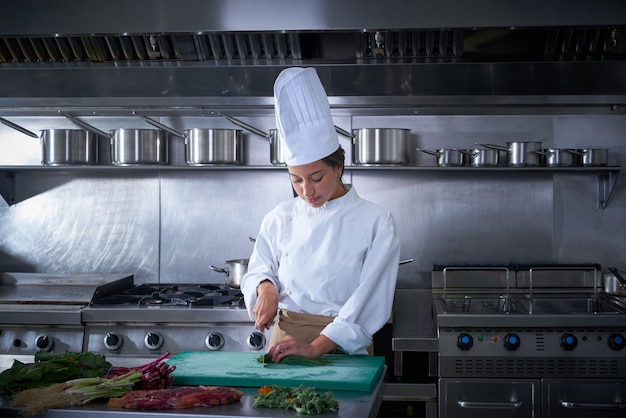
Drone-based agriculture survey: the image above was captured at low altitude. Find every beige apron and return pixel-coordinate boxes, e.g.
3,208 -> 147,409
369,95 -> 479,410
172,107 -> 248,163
269,309 -> 373,355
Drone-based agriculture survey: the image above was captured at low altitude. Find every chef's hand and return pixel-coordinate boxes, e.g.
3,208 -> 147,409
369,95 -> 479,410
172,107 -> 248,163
253,280 -> 278,331
268,335 -> 338,362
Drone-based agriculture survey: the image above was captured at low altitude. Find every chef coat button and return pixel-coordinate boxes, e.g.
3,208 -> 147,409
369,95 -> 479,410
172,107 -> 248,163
286,216 -> 292,221
284,252 -> 288,257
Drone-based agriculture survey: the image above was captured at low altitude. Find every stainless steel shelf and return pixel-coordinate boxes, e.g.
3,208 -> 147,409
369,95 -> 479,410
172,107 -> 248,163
0,165 -> 620,209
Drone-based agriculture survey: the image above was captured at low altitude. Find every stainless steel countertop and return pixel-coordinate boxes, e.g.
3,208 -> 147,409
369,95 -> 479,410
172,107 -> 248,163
1,369 -> 385,418
392,289 -> 438,352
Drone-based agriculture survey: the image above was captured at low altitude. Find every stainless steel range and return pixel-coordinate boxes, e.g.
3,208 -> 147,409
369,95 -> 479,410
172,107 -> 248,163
82,281 -> 265,365
432,265 -> 626,418
0,272 -> 133,370
0,273 -> 265,371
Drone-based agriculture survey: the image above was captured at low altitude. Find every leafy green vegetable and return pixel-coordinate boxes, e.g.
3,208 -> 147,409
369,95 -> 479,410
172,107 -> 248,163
11,370 -> 142,417
257,354 -> 332,366
254,384 -> 339,415
0,351 -> 111,394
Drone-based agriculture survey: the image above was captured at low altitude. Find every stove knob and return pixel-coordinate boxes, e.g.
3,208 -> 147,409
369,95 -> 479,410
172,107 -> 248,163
104,332 -> 123,351
205,333 -> 225,351
560,333 -> 578,351
247,331 -> 266,351
456,333 -> 473,351
504,333 -> 521,351
608,333 -> 625,351
35,334 -> 54,351
13,338 -> 22,348
144,332 -> 163,350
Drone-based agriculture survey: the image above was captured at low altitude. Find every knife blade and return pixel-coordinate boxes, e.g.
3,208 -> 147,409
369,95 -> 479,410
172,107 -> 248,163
261,329 -> 267,367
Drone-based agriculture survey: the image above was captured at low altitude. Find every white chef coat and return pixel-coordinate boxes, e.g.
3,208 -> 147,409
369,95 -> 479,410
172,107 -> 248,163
241,185 -> 401,355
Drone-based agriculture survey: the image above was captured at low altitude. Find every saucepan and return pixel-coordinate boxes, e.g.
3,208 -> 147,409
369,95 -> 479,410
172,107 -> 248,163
209,259 -> 249,289
578,148 -> 609,167
418,148 -> 469,167
134,112 -> 243,166
0,117 -> 99,166
605,267 -> 626,296
352,128 -> 411,166
219,112 -> 355,166
61,112 -> 166,165
479,141 -> 543,167
464,148 -> 500,167
217,112 -> 285,166
530,148 -> 580,167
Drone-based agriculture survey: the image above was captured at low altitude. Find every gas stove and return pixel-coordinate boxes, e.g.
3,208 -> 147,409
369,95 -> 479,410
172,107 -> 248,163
82,282 -> 265,360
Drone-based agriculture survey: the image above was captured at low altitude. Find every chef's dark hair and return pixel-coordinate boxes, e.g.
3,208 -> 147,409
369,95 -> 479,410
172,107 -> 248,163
322,145 -> 345,178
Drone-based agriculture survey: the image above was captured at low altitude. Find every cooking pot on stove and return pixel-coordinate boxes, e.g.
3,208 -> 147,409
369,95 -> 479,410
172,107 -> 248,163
209,259 -> 249,289
479,141 -> 543,167
352,128 -> 411,166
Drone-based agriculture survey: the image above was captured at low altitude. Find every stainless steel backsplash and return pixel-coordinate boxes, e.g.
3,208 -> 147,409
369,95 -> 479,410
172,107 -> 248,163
0,113 -> 624,288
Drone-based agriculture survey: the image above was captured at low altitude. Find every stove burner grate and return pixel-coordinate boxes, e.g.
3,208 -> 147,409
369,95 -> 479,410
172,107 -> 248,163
92,283 -> 245,308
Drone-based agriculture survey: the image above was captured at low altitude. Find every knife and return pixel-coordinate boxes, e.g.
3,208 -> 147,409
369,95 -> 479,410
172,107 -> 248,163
261,329 -> 267,367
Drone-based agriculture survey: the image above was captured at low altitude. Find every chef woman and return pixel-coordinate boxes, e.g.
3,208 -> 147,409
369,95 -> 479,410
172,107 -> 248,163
241,67 -> 401,361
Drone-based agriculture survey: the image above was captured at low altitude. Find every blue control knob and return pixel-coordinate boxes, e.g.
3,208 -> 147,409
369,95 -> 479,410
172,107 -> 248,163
504,333 -> 521,351
457,333 -> 473,351
608,333 -> 625,351
560,333 -> 578,351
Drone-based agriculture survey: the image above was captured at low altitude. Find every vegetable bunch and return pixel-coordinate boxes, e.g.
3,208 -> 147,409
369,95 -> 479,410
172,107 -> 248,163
253,384 -> 339,415
11,370 -> 143,417
0,351 -> 111,394
105,352 -> 176,390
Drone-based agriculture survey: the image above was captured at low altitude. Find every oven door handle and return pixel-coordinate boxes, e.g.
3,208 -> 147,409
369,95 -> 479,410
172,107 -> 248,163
560,400 -> 626,410
457,401 -> 522,409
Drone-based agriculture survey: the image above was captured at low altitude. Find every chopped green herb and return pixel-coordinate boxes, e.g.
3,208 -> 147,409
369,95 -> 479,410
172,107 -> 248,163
256,354 -> 332,366
254,384 -> 339,415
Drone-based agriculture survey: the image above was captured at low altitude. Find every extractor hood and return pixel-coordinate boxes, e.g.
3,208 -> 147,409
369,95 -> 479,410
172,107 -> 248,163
0,0 -> 624,113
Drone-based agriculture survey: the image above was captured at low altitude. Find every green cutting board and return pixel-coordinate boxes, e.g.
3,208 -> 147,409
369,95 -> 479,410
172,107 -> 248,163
167,351 -> 385,392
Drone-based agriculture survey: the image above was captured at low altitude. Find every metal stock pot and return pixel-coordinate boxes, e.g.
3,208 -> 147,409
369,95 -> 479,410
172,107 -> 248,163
418,148 -> 469,167
135,113 -> 243,166
480,142 -> 543,167
61,112 -> 167,165
352,128 -> 411,166
40,129 -> 98,166
209,259 -> 249,289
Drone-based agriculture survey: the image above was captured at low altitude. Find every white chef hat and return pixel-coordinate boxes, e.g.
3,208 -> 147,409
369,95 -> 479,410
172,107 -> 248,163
274,67 -> 339,166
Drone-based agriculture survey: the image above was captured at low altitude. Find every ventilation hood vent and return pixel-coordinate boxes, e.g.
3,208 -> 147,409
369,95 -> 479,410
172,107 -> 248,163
0,28 -> 622,65
0,0 -> 625,112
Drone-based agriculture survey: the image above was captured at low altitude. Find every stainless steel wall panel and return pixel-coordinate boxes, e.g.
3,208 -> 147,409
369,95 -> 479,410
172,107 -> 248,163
0,173 -> 159,282
158,170 -> 293,283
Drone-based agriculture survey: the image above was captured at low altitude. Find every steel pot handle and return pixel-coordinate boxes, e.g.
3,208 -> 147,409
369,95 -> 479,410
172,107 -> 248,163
133,111 -> 185,138
334,125 -> 354,138
218,112 -> 269,138
59,111 -> 113,138
399,258 -> 414,265
417,149 -> 438,156
0,117 -> 38,138
476,143 -> 507,151
209,265 -> 229,274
